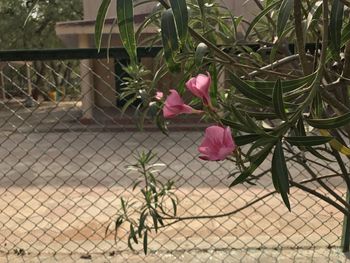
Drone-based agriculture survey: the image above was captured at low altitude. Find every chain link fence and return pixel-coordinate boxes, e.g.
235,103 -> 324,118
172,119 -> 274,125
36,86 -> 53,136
0,48 -> 347,262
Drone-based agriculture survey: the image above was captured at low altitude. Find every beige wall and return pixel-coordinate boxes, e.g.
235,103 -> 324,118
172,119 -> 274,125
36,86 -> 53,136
93,59 -> 116,108
83,0 -> 258,21
83,0 -> 157,20
80,0 -> 259,108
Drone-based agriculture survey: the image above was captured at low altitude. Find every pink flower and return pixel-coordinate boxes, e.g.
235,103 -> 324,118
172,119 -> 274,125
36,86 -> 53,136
155,91 -> 163,101
163,89 -> 201,118
186,72 -> 212,106
198,126 -> 236,161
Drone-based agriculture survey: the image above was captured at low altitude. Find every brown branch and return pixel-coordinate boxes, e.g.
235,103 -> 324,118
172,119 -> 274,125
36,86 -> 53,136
159,173 -> 349,226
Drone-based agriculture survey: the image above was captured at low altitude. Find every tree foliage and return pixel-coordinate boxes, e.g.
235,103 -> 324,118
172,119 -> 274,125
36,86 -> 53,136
0,0 -> 82,49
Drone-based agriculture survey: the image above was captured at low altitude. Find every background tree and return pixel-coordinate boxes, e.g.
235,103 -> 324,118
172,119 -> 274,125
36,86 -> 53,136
0,0 -> 83,100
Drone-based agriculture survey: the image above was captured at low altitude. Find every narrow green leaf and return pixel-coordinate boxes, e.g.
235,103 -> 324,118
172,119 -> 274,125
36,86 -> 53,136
329,0 -> 344,59
117,0 -> 137,64
161,9 -> 180,72
195,43 -> 208,67
341,22 -> 350,45
272,79 -> 287,120
296,117 -> 306,136
138,212 -> 147,237
246,72 -> 317,95
277,0 -> 294,38
272,141 -> 291,211
230,144 -> 273,187
143,230 -> 148,254
245,1 -> 281,39
235,134 -> 262,146
115,217 -> 123,241
95,0 -> 111,51
229,72 -> 272,106
221,119 -> 252,133
151,211 -> 158,233
241,111 -> 279,120
306,1 -> 322,33
130,224 -> 138,244
210,63 -> 218,107
247,136 -> 277,156
306,112 -> 350,129
24,0 -> 40,26
170,0 -> 188,45
128,236 -> 135,251
197,0 -> 205,16
285,136 -> 333,146
171,198 -> 177,216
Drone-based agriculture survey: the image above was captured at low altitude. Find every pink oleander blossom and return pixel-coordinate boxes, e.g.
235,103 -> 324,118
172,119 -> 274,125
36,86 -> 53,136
186,72 -> 212,106
198,126 -> 236,161
155,91 -> 164,101
163,89 -> 201,118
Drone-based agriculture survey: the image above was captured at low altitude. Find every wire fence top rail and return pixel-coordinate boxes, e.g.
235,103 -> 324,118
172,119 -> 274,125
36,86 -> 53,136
0,43 -> 320,62
0,47 -> 163,62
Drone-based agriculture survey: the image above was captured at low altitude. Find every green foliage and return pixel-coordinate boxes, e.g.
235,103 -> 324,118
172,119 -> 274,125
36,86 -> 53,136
107,151 -> 177,254
0,0 -> 82,49
96,0 -> 350,253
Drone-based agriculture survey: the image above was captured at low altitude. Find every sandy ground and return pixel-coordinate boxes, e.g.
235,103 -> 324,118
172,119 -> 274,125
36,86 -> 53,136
0,102 -> 347,262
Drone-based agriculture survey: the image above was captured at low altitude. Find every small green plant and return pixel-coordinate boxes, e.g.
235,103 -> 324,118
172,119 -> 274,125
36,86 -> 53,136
107,151 -> 177,254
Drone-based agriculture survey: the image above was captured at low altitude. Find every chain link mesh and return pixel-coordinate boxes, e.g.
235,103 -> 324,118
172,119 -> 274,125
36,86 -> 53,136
0,53 -> 347,262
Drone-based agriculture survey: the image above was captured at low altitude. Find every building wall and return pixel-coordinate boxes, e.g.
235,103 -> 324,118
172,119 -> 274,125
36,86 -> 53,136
83,0 -> 258,21
93,59 -> 116,108
81,0 -> 259,108
83,0 -> 156,20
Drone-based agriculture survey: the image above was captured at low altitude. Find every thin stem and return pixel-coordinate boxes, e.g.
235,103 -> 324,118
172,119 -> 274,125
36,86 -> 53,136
290,181 -> 349,215
294,0 -> 311,75
246,54 -> 307,78
159,174 -> 350,224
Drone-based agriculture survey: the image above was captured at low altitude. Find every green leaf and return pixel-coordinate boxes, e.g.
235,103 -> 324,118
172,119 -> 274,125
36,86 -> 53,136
210,63 -> 218,107
117,0 -> 137,64
235,134 -> 262,146
143,230 -> 148,254
285,136 -> 333,146
197,0 -> 205,16
130,224 -> 138,244
329,0 -> 344,59
24,0 -> 40,26
245,1 -> 281,39
272,141 -> 291,211
246,72 -> 317,95
195,43 -> 208,67
230,144 -> 273,187
341,22 -> 350,45
247,136 -> 277,156
138,211 -> 147,237
171,198 -> 177,216
170,0 -> 188,45
306,1 -> 322,34
272,79 -> 287,120
241,111 -> 280,120
306,112 -> 350,129
277,0 -> 294,38
95,0 -> 111,51
229,72 -> 272,106
221,119 -> 253,133
161,9 -> 180,72
114,217 -> 123,241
